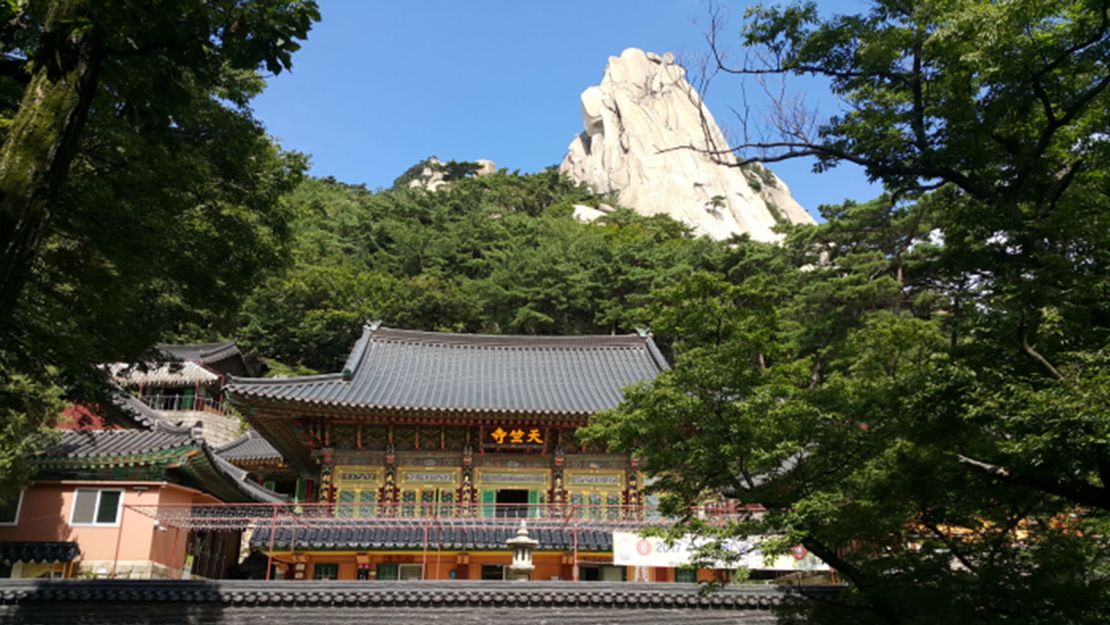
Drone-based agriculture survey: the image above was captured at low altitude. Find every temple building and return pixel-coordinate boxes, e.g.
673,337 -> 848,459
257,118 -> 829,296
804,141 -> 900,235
0,395 -> 286,580
225,323 -> 672,581
109,341 -> 251,446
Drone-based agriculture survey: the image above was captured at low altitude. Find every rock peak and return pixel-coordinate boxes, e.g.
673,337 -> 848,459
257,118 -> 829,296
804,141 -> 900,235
561,48 -> 813,241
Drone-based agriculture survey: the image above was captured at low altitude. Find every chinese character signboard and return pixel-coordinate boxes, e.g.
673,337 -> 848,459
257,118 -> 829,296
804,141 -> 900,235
484,426 -> 545,450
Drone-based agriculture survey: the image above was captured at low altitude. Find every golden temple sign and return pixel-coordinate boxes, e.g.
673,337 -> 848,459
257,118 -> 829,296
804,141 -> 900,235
488,427 -> 544,446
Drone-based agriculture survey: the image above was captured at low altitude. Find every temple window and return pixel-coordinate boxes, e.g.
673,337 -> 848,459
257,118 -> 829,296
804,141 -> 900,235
69,489 -> 123,526
0,490 -> 23,525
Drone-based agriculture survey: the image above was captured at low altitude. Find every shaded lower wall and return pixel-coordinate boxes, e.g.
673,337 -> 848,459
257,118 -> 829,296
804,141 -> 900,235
0,579 -> 836,625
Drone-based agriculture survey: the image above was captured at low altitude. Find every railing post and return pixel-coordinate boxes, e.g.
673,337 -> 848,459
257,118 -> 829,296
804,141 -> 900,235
265,503 -> 277,581
111,503 -> 129,578
572,507 -> 579,582
421,521 -> 429,580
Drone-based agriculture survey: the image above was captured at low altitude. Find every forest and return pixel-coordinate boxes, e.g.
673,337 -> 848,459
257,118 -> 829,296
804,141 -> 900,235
228,166 -> 728,373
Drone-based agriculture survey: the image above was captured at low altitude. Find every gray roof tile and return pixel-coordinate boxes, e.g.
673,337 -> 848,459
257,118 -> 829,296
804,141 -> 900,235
111,392 -> 169,429
157,342 -> 241,365
216,430 -> 282,463
0,542 -> 79,564
0,579 -> 834,624
228,324 -> 669,415
48,420 -> 196,458
40,421 -> 288,504
249,522 -> 613,552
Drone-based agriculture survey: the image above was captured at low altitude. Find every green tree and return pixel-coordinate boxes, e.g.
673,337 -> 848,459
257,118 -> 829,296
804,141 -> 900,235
236,169 -> 724,370
0,0 -> 318,322
0,0 -> 318,502
588,2 -> 1110,623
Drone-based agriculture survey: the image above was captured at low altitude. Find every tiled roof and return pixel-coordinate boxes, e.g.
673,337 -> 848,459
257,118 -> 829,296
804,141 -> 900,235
36,421 -> 287,504
227,323 -> 669,415
0,542 -> 79,564
0,579 -> 831,624
60,392 -> 167,430
111,393 -> 167,428
109,360 -> 220,386
216,431 -> 282,464
158,342 -> 241,365
249,522 -> 613,552
208,453 -> 289,504
47,420 -> 196,458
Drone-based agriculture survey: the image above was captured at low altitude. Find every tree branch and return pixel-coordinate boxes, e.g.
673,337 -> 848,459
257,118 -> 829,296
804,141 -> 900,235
921,519 -> 979,573
957,454 -> 1110,510
1020,326 -> 1064,381
803,538 -> 901,625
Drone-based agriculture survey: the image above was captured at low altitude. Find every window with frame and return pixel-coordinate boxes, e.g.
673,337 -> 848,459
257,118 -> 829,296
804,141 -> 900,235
69,489 -> 123,526
480,564 -> 505,580
0,491 -> 24,526
376,563 -> 399,580
674,568 -> 697,583
313,563 -> 339,580
398,564 -> 423,580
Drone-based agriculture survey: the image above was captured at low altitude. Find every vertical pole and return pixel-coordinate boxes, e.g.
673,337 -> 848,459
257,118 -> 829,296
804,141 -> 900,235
171,525 -> 184,579
265,504 -> 277,581
572,505 -> 579,582
421,521 -> 429,580
435,522 -> 442,580
110,502 -> 130,578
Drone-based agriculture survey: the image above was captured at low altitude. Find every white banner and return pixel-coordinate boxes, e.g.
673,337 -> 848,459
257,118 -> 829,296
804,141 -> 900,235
612,532 -> 829,571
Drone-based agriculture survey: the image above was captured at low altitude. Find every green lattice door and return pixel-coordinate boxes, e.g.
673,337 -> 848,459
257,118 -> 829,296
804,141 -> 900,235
337,490 -> 355,518
527,489 -> 542,518
376,563 -> 399,580
480,490 -> 495,518
401,489 -> 417,517
359,490 -> 376,517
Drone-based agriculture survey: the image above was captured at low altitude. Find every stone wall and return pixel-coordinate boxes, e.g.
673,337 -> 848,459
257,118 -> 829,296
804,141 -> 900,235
159,410 -> 244,447
74,559 -> 175,580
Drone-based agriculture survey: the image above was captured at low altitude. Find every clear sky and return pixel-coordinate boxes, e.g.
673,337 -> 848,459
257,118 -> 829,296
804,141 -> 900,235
252,1 -> 878,218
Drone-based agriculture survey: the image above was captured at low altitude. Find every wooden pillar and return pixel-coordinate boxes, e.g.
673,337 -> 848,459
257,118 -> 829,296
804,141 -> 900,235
456,553 -> 470,580
560,553 -> 575,581
319,448 -> 335,503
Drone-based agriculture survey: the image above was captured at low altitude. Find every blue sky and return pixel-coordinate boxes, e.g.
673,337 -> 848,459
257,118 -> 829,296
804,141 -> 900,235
252,1 -> 878,218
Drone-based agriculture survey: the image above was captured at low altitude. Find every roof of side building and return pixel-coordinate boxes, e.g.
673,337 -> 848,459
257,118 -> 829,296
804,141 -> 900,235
35,420 -> 287,504
157,341 -> 242,365
226,323 -> 669,416
216,430 -> 283,464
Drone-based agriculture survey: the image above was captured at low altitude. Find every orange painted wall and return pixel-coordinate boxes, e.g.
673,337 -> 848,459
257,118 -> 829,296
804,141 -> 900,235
288,552 -> 572,581
0,481 -> 217,570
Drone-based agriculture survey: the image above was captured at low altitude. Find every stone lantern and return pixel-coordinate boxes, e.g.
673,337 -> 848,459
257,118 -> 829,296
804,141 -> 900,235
506,519 -> 539,581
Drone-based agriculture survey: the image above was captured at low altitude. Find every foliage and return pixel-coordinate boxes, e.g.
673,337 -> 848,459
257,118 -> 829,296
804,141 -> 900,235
0,362 -> 62,504
237,169 -> 727,372
586,1 -> 1110,623
0,1 -> 317,492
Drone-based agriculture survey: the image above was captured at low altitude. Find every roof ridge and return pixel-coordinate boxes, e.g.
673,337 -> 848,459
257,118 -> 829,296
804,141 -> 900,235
227,325 -> 666,416
375,326 -> 650,342
214,431 -> 253,453
157,340 -> 233,349
202,443 -> 288,503
227,372 -> 345,386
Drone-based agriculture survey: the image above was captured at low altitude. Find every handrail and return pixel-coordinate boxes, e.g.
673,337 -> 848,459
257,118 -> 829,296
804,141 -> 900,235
138,394 -> 227,415
127,501 -> 758,531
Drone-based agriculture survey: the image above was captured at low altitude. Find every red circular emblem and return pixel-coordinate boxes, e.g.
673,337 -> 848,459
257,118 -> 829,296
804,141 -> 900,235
636,539 -> 653,556
791,545 -> 807,560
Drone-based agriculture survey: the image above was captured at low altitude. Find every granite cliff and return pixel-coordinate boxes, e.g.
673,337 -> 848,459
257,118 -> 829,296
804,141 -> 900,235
561,48 -> 813,241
